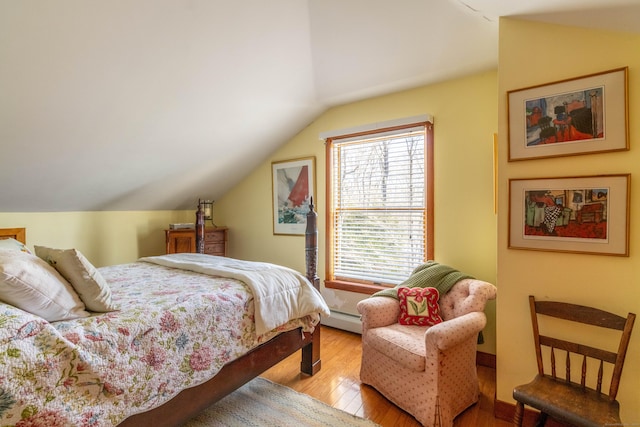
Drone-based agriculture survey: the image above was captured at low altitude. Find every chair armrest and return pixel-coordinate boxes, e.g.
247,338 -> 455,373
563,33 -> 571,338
439,279 -> 497,320
425,311 -> 487,351
357,297 -> 400,330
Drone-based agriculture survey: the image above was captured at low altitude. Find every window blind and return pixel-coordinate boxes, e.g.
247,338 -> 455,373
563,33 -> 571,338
329,127 -> 426,286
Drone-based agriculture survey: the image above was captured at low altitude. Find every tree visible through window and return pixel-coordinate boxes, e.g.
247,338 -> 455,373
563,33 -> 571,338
325,121 -> 433,293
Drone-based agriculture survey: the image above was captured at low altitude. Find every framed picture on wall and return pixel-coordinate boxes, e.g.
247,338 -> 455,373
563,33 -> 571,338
507,67 -> 628,161
508,174 -> 630,256
272,156 -> 316,235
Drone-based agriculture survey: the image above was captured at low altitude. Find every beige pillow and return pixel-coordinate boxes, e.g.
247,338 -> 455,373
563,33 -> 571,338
0,249 -> 89,321
35,246 -> 118,313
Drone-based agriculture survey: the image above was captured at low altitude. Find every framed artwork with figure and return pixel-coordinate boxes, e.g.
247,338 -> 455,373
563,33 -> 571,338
507,67 -> 628,161
508,174 -> 629,256
272,157 -> 316,235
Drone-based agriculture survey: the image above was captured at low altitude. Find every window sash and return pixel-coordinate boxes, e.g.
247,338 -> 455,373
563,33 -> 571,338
328,125 -> 428,287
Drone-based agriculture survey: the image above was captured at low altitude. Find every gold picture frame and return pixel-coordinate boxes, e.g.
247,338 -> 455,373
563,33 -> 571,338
508,174 -> 630,256
508,67 -> 628,161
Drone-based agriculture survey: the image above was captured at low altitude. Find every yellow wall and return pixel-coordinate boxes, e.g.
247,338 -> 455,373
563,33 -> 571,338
216,70 -> 499,354
497,19 -> 640,420
0,210 -> 193,266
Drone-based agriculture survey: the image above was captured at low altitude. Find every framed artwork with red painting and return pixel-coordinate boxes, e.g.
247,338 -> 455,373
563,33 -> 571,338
509,174 -> 629,256
272,157 -> 316,235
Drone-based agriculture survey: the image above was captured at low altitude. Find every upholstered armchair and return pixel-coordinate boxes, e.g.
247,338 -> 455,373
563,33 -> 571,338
357,278 -> 497,427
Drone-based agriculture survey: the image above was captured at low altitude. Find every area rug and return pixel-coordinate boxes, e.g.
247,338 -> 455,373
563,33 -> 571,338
182,377 -> 380,427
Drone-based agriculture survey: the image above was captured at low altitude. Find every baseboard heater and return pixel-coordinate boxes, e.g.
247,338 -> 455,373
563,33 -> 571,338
321,310 -> 362,334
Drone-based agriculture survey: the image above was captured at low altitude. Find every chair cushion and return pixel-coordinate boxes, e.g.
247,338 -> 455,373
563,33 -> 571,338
398,286 -> 442,326
366,323 -> 427,371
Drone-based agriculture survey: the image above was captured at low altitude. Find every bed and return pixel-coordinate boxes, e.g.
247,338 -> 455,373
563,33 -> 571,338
0,206 -> 328,427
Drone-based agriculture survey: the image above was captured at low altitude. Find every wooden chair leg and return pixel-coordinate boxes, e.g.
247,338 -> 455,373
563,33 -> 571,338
534,412 -> 548,427
513,402 -> 524,426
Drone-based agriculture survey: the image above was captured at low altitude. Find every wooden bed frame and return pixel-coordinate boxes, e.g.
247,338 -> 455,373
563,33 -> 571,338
0,203 -> 322,427
0,227 -> 25,243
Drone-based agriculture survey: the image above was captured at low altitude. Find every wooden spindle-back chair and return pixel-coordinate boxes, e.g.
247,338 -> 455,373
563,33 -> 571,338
513,295 -> 635,427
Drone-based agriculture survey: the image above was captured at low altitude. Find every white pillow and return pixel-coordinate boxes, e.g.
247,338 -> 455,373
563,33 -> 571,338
34,246 -> 118,313
0,238 -> 31,254
0,249 -> 89,321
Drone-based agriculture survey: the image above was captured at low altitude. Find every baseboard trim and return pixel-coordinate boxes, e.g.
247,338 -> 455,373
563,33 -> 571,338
321,311 -> 362,334
476,351 -> 495,368
494,399 -> 521,424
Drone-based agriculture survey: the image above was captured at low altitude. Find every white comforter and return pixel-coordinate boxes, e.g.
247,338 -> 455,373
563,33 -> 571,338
140,253 -> 330,335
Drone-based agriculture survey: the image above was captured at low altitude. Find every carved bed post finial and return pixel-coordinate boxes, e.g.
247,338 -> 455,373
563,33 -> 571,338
195,200 -> 205,254
305,197 -> 319,290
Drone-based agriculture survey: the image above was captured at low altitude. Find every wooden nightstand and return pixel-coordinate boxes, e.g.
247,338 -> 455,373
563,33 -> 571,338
165,227 -> 228,256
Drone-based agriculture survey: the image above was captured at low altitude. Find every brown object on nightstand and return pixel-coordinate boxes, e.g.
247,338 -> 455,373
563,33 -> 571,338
165,227 -> 228,256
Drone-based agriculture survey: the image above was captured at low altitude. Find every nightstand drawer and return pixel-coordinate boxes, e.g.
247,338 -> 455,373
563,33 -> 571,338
204,243 -> 226,256
204,229 -> 226,243
203,227 -> 227,256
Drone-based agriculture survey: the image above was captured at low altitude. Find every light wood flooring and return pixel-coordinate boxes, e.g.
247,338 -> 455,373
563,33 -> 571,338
261,326 -> 513,427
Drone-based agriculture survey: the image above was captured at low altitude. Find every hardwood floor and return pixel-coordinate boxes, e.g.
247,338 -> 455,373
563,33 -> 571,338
261,326 -> 513,427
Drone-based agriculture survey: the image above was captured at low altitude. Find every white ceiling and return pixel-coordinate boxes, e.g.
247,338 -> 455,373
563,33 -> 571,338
1,0 -> 639,212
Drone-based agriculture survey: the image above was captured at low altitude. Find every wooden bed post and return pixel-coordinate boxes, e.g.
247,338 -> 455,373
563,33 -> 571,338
195,200 -> 205,254
305,197 -> 319,289
302,198 -> 322,375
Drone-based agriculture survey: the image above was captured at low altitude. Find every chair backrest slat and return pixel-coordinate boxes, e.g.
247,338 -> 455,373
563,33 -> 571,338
597,360 -> 604,393
538,335 -> 619,363
534,300 -> 628,330
528,295 -> 635,400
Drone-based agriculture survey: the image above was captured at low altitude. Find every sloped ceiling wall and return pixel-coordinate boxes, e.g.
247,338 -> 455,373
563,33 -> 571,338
1,1 -> 322,212
1,0 -> 637,212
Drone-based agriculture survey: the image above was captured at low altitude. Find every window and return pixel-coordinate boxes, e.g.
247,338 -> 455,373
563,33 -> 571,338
324,119 -> 434,294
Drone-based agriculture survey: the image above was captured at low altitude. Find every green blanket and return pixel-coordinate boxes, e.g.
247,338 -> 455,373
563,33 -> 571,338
372,261 -> 474,300
371,261 -> 483,344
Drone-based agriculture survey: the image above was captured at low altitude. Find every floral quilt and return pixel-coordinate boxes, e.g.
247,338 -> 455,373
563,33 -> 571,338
0,261 -> 320,427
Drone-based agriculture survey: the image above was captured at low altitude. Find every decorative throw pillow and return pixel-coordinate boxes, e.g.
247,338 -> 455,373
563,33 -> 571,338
397,286 -> 443,326
0,238 -> 31,254
34,246 -> 118,313
0,249 -> 89,321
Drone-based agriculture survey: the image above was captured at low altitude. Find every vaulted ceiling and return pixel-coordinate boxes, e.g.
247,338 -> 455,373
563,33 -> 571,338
2,0 -> 639,212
